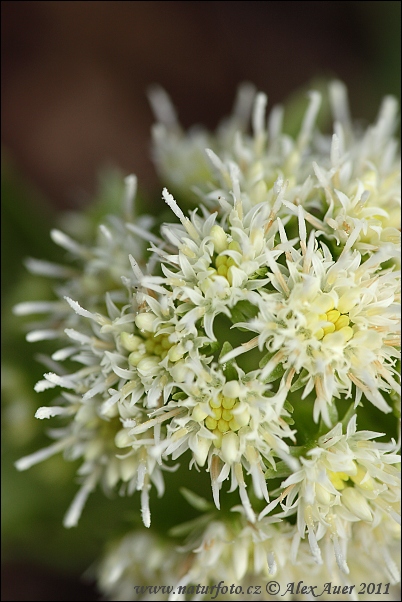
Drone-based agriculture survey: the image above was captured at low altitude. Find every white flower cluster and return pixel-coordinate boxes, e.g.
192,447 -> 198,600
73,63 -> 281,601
97,503 -> 401,601
15,82 -> 400,597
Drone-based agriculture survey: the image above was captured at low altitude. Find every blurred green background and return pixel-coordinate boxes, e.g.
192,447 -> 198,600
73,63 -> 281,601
2,2 -> 400,600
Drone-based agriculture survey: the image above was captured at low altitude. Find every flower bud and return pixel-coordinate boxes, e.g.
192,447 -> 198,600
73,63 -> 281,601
128,351 -> 144,367
210,225 -> 228,253
120,456 -> 138,482
337,291 -> 359,314
315,483 -> 332,505
222,380 -> 241,399
120,332 -> 143,351
313,293 -> 335,314
170,360 -> 188,383
250,228 -> 264,254
192,403 -> 209,422
341,487 -> 373,522
137,356 -> 160,375
115,429 -> 133,449
167,343 -> 185,362
350,466 -> 376,491
221,431 -> 239,464
135,312 -> 156,332
192,436 -> 211,466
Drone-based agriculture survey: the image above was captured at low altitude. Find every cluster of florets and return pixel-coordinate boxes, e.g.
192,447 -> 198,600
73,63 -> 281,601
16,82 -> 400,599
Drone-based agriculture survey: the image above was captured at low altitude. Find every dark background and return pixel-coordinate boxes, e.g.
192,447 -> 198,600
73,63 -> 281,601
2,1 -> 400,208
1,2 -> 400,600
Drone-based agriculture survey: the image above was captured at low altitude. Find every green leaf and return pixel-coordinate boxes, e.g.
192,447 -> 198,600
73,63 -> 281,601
180,488 -> 214,512
284,400 -> 294,414
218,341 -> 238,381
282,416 -> 295,426
264,461 -> 293,480
290,369 -> 309,392
341,402 -> 357,430
171,392 -> 187,401
200,339 -> 220,356
218,341 -> 233,362
248,267 -> 268,280
327,401 -> 339,425
264,363 -> 285,384
168,513 -> 212,538
259,351 -> 273,369
230,300 -> 259,324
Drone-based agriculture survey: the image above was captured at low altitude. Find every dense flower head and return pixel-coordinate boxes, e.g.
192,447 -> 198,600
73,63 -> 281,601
97,505 -> 401,601
151,81 -> 401,255
15,81 -> 400,596
267,416 -> 401,574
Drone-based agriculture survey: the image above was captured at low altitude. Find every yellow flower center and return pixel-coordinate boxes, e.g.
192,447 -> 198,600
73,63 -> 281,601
143,332 -> 172,359
121,331 -> 175,368
328,466 -> 376,492
328,470 -> 351,490
210,241 -> 241,286
192,392 -> 250,449
315,309 -> 353,341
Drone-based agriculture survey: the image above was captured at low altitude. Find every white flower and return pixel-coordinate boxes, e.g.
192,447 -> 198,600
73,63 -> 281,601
223,217 -> 400,425
122,186 -> 301,518
314,82 -> 401,254
151,82 -> 400,257
150,83 -> 321,215
171,510 -> 292,597
15,256 -> 170,528
96,507 -> 400,601
13,175 -> 151,344
97,530 -> 183,601
135,364 -> 296,521
14,81 -> 401,592
271,415 -> 400,574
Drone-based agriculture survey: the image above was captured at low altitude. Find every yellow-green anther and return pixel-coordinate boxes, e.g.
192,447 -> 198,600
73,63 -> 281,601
315,328 -> 324,340
215,255 -> 227,268
161,337 -> 171,349
213,429 -> 223,448
205,416 -> 218,430
217,418 -> 229,433
211,407 -> 222,420
228,240 -> 241,252
229,417 -> 241,431
323,322 -> 336,335
334,314 -> 350,330
145,339 -> 155,353
327,309 -> 341,324
222,408 -> 233,421
338,326 -> 354,342
210,395 -> 222,409
222,396 -> 236,409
